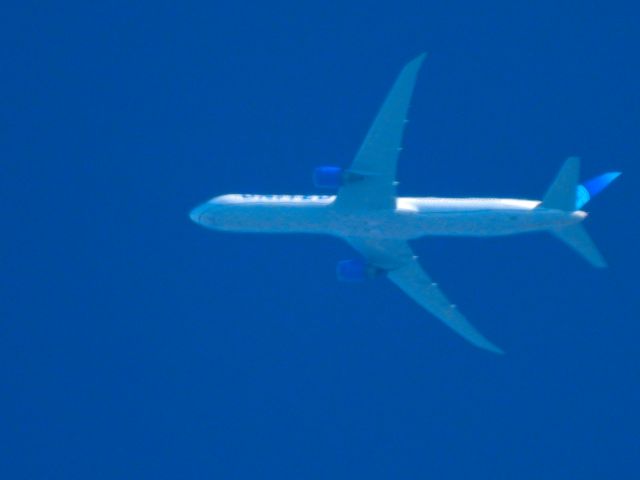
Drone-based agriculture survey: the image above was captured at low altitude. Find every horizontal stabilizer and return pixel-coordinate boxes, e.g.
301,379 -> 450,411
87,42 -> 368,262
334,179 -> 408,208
551,224 -> 607,268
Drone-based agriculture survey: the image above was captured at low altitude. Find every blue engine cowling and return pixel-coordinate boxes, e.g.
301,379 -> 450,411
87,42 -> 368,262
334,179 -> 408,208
313,166 -> 344,189
337,259 -> 368,281
336,259 -> 376,282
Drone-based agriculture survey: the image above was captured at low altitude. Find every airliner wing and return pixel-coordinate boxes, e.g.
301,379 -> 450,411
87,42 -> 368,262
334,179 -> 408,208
346,237 -> 504,354
334,54 -> 426,210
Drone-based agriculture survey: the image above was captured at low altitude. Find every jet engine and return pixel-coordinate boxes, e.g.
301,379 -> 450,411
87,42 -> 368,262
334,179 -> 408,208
313,166 -> 344,189
336,259 -> 368,281
336,259 -> 384,282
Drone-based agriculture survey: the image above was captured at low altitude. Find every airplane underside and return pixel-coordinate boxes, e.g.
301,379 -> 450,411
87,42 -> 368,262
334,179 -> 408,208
190,53 -> 619,353
198,199 -> 583,239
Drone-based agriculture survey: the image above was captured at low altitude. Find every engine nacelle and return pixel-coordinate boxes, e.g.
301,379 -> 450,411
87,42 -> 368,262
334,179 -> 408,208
336,259 -> 383,282
313,166 -> 344,189
336,259 -> 367,281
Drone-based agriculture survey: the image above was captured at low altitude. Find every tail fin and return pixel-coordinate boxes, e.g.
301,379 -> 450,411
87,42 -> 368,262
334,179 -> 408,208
541,156 -> 581,211
550,224 -> 607,268
575,172 -> 621,209
540,157 -> 620,268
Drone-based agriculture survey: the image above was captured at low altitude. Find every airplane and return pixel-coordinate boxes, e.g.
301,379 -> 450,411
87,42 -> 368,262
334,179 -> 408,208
189,53 -> 620,354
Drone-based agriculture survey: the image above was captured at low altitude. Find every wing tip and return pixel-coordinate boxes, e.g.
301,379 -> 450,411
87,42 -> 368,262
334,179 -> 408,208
415,51 -> 428,61
472,337 -> 504,355
408,52 -> 428,68
485,344 -> 505,355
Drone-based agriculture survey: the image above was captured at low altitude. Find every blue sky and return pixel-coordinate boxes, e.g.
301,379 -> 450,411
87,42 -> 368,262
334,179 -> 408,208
2,1 -> 639,478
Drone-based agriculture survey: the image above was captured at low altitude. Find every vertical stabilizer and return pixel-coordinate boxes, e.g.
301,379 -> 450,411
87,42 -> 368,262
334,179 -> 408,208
541,157 -> 612,268
541,157 -> 580,211
575,172 -> 622,209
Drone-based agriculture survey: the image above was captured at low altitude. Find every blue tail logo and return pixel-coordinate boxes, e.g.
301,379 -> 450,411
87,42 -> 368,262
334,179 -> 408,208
575,172 -> 621,209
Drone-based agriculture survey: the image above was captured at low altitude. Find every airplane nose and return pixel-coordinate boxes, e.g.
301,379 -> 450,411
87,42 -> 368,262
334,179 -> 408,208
189,203 -> 209,224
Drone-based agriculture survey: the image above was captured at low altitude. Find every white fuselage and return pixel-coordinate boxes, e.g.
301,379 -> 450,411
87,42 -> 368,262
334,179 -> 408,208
190,194 -> 586,239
